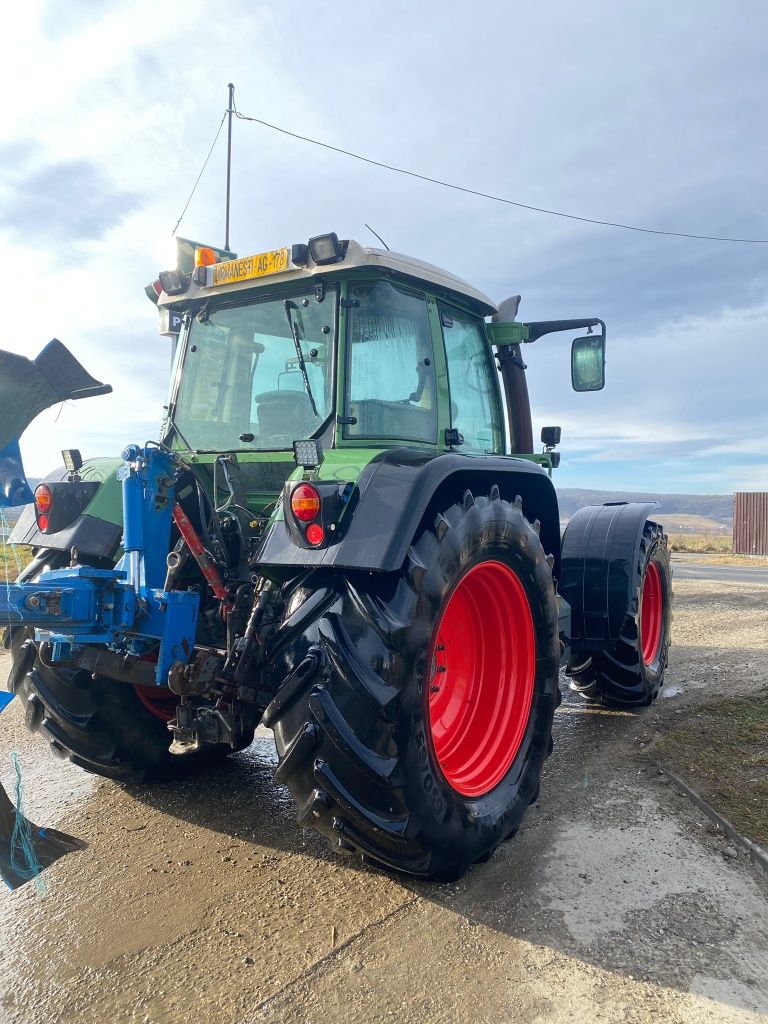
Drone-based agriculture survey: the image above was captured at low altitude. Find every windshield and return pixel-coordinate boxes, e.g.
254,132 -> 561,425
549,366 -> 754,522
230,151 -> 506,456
170,287 -> 336,451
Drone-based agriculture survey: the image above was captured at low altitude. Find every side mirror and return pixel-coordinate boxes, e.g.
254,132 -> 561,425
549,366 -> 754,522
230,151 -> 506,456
571,335 -> 605,392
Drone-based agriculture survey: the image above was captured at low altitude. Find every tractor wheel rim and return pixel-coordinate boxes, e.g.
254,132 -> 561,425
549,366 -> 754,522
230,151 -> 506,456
427,560 -> 536,798
640,561 -> 663,666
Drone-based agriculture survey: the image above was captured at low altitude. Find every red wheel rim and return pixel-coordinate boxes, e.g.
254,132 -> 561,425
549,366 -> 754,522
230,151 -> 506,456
133,653 -> 177,722
640,561 -> 663,666
134,684 -> 178,722
427,561 -> 536,798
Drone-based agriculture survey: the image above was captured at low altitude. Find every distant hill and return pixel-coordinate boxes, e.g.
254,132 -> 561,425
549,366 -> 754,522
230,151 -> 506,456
0,483 -> 737,537
557,489 -> 733,529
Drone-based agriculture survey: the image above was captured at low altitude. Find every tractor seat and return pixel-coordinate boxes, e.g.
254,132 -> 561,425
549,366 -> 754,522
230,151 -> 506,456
255,390 -> 318,441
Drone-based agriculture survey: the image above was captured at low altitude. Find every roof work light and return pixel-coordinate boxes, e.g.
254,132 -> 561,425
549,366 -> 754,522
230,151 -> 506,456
158,269 -> 191,296
308,233 -> 343,265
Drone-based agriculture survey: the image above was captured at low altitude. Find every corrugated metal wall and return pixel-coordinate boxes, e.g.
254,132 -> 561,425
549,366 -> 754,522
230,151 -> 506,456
733,492 -> 768,554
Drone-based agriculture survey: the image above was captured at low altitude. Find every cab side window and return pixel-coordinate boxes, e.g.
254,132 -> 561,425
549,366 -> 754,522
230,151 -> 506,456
346,280 -> 437,444
439,305 -> 503,453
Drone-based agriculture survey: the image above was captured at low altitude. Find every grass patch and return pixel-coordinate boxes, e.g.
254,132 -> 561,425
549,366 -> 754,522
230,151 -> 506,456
0,543 -> 33,579
656,692 -> 768,848
668,533 -> 733,554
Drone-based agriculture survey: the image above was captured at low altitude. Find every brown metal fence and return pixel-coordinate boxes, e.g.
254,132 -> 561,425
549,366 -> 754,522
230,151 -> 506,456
733,492 -> 768,554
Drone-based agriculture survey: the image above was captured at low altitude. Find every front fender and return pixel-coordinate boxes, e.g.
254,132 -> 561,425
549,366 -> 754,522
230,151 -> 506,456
559,501 -> 657,646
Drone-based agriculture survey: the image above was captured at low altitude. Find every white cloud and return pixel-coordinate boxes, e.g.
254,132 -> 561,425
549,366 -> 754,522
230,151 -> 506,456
1,0 -> 767,497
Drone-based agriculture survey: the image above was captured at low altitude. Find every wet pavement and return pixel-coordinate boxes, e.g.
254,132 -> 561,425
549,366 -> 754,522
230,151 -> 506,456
1,577 -> 767,1024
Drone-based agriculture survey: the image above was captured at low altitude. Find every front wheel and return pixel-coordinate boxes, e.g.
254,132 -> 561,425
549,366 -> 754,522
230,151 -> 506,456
567,520 -> 672,705
266,489 -> 561,880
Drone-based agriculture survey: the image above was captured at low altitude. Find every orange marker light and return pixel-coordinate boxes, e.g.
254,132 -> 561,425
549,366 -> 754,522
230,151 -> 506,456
34,484 -> 53,515
194,247 -> 217,267
34,484 -> 53,532
290,483 -> 321,522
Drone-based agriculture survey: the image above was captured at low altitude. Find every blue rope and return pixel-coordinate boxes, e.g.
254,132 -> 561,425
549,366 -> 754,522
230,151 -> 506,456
2,512 -> 49,893
9,752 -> 47,893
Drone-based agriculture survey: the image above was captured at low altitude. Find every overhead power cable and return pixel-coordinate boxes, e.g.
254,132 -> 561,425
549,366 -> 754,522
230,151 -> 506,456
172,111 -> 228,236
233,107 -> 768,244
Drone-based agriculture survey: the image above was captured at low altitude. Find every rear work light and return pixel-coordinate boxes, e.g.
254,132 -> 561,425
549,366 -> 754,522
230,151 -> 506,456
307,232 -> 343,265
290,484 -> 321,522
34,483 -> 53,532
158,269 -> 191,296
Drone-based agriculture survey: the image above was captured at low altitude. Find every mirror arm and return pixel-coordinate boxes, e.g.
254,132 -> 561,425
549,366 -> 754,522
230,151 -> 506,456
524,318 -> 606,343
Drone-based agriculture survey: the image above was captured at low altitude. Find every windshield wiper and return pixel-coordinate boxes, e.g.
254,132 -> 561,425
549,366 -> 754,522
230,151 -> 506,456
283,299 -> 319,418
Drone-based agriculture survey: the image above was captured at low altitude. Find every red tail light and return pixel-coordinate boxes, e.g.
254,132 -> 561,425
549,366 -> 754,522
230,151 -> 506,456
305,523 -> 325,546
34,484 -> 53,533
290,483 -> 321,522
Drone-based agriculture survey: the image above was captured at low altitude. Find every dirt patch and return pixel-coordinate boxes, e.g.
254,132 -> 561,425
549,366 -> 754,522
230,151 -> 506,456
672,550 -> 768,567
655,692 -> 768,850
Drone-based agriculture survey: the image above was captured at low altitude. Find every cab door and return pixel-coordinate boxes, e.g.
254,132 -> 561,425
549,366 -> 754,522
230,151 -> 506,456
438,305 -> 504,454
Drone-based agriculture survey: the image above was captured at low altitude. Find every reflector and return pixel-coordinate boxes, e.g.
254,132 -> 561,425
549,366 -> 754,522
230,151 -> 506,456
306,523 -> 325,546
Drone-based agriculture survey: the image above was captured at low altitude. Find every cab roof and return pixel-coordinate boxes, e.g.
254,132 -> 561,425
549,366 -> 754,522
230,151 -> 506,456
158,239 -> 497,317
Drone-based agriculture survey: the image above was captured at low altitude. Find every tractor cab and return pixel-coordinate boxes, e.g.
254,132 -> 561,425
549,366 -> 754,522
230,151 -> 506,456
156,233 -> 605,473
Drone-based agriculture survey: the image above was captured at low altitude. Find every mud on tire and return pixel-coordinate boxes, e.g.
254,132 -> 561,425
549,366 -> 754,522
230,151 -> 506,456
265,489 -> 561,881
567,520 -> 671,706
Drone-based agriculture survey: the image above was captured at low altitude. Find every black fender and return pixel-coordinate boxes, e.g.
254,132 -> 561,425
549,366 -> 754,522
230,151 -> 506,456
255,448 -> 561,575
9,465 -> 121,560
559,502 -> 657,647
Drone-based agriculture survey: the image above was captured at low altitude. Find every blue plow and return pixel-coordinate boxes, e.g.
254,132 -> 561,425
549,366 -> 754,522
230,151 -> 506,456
0,339 -> 112,508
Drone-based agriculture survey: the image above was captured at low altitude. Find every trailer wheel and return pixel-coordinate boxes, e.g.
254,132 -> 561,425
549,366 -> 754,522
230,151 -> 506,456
568,520 -> 671,705
267,490 -> 560,880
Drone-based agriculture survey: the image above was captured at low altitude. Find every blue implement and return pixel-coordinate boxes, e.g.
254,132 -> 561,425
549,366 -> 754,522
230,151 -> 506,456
1,444 -> 199,685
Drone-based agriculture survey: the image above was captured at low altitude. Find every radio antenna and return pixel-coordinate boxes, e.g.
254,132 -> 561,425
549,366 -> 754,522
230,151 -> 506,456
225,83 -> 235,250
365,223 -> 390,251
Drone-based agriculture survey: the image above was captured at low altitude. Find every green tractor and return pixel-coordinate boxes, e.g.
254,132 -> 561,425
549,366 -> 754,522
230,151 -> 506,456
2,232 -> 671,880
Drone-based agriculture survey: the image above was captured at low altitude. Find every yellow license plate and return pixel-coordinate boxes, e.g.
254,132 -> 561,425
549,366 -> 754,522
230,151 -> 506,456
210,248 -> 290,286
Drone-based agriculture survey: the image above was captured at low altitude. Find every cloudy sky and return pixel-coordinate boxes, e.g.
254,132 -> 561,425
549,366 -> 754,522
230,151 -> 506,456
1,0 -> 767,495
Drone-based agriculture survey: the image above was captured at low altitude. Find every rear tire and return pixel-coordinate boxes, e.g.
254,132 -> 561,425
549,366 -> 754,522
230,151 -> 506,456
7,627 -> 234,781
266,489 -> 561,880
567,520 -> 671,706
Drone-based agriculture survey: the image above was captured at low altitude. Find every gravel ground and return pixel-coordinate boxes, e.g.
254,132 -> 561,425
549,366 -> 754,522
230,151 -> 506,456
0,573 -> 767,1024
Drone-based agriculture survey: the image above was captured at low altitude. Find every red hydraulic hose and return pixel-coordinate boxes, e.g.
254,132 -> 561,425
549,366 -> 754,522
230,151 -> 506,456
172,503 -> 231,612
